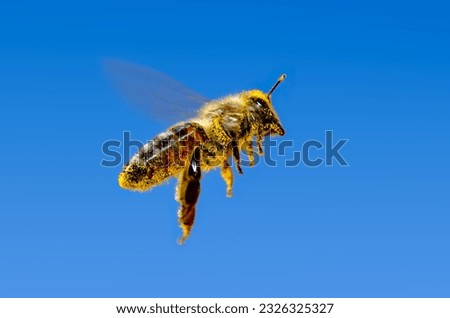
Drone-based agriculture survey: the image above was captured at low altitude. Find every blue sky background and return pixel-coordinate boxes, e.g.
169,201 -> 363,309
0,0 -> 449,297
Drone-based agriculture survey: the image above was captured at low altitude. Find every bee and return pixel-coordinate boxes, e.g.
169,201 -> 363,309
111,61 -> 286,243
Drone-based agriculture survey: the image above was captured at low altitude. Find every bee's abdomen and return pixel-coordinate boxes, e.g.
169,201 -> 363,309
118,122 -> 207,191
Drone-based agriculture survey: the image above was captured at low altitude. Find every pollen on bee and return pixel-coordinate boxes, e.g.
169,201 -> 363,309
118,167 -> 153,192
113,66 -> 286,243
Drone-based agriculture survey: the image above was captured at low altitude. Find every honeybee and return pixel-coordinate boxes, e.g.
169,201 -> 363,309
109,60 -> 286,243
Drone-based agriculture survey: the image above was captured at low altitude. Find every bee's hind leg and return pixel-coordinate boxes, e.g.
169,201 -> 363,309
176,147 -> 202,244
221,159 -> 233,198
231,140 -> 243,174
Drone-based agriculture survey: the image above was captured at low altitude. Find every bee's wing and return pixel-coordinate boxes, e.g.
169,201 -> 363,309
103,58 -> 210,124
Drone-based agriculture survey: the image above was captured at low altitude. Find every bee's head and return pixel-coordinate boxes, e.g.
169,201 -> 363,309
246,74 -> 286,136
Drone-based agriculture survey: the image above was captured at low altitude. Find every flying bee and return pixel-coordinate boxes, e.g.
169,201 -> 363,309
107,59 -> 286,243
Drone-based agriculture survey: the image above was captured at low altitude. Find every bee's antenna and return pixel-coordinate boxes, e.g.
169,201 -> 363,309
267,74 -> 287,97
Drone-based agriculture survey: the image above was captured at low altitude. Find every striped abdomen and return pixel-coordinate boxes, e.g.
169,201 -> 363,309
118,122 -> 207,191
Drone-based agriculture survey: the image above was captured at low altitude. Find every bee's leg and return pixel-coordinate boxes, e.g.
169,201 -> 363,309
256,135 -> 264,156
176,147 -> 202,244
231,140 -> 243,174
220,159 -> 233,197
242,140 -> 255,167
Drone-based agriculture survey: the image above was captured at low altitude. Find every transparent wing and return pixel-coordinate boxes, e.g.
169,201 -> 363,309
103,58 -> 210,124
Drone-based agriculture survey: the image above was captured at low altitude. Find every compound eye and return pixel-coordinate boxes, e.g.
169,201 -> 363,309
253,98 -> 267,109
